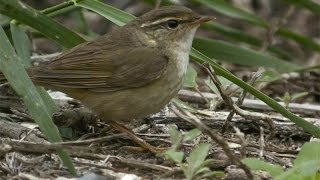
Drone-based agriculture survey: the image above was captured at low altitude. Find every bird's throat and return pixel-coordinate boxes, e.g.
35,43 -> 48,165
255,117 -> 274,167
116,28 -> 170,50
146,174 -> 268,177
169,27 -> 198,78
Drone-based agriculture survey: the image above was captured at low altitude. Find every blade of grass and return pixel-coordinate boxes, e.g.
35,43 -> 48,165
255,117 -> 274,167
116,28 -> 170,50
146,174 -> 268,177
202,23 -> 295,60
10,24 -> 31,66
202,22 -> 261,46
193,38 -> 299,72
277,28 -> 320,52
0,0 -> 85,48
0,26 -> 75,174
76,0 -> 135,26
41,0 -> 78,16
195,0 -> 268,27
282,0 -> 320,15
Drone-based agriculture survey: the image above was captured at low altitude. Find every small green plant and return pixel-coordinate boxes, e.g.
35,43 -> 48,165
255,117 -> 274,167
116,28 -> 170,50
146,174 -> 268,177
164,127 -> 224,180
242,142 -> 320,180
279,92 -> 309,109
183,65 -> 198,89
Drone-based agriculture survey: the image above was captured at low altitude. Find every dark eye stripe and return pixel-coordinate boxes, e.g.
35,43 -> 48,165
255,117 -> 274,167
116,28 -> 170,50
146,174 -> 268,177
141,18 -> 195,29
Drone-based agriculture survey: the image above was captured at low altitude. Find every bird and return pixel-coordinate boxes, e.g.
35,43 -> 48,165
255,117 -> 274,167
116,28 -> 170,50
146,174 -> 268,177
0,5 -> 214,153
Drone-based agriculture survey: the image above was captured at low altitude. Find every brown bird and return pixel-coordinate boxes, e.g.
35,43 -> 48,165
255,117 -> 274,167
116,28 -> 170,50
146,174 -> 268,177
0,6 -> 213,153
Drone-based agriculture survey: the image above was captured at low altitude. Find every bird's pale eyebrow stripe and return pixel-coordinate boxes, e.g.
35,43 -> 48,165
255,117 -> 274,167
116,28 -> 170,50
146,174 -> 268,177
140,17 -> 183,27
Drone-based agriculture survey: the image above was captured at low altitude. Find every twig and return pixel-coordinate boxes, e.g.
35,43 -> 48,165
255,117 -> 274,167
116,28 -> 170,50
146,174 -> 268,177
0,138 -> 172,172
259,127 -> 265,159
0,163 -> 13,175
0,82 -> 9,87
233,127 -> 246,158
57,134 -> 127,146
10,108 -> 33,122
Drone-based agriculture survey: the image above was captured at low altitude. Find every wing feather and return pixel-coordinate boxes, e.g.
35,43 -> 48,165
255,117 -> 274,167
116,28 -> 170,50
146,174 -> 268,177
30,31 -> 168,92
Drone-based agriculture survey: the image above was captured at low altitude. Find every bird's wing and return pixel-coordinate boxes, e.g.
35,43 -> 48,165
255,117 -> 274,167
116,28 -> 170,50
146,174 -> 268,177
30,37 -> 168,92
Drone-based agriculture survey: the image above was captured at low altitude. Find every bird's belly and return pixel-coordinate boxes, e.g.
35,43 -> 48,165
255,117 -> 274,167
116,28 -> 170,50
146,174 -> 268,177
79,49 -> 189,122
81,71 -> 184,121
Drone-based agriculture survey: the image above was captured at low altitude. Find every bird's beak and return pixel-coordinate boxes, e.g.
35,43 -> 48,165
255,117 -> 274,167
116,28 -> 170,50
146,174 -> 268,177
192,16 -> 215,25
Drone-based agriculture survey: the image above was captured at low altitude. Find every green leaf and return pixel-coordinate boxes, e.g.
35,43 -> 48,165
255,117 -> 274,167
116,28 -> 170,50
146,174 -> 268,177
59,127 -> 77,140
0,14 -> 10,26
0,25 -> 75,174
172,98 -> 198,113
10,23 -> 31,67
76,0 -> 135,26
0,0 -> 85,48
295,142 -> 320,166
219,76 -> 234,89
197,171 -> 225,179
193,38 -> 299,72
277,28 -> 320,53
194,167 -> 211,175
291,92 -> 309,101
242,158 -> 284,177
183,65 -> 198,88
164,149 -> 184,164
275,171 -> 302,180
169,126 -> 183,150
201,23 -> 295,60
205,76 -> 236,96
275,160 -> 320,180
41,1 -> 80,18
195,0 -> 268,27
205,78 -> 220,95
202,22 -> 261,46
282,0 -> 320,16
257,70 -> 282,83
188,143 -> 210,176
283,92 -> 290,108
183,128 -> 202,142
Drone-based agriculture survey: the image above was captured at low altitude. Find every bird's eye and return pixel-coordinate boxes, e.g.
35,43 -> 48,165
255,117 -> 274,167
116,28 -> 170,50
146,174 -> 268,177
167,20 -> 179,29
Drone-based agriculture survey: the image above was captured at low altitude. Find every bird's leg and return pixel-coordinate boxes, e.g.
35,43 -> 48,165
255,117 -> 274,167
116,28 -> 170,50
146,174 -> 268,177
109,121 -> 167,154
